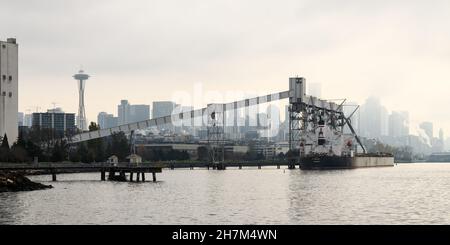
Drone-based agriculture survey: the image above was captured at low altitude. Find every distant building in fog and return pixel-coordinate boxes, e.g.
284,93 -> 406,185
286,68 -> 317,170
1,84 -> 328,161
359,97 -> 388,139
118,100 -> 130,125
419,121 -> 433,139
129,104 -> 150,123
388,111 -> 409,137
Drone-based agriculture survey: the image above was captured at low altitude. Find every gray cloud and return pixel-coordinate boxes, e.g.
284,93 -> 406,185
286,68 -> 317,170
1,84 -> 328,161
1,0 -> 450,133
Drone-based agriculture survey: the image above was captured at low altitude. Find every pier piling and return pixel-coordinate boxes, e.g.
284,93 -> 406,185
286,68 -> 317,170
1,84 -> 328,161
101,170 -> 106,181
51,170 -> 57,182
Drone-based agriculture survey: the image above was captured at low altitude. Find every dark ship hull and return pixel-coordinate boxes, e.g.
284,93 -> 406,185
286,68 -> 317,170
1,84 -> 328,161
300,155 -> 394,170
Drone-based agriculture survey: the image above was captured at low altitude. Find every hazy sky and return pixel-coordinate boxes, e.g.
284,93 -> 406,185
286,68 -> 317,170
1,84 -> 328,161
1,0 -> 450,136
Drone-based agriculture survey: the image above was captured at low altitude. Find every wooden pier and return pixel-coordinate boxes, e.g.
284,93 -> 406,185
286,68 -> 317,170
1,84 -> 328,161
163,161 -> 289,170
0,163 -> 162,182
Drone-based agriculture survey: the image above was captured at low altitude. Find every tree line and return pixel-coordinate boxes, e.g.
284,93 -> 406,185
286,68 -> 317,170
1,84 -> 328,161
1,123 -> 289,163
0,123 -> 132,163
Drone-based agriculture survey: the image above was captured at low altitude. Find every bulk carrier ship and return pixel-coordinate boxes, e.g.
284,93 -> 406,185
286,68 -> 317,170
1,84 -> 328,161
287,77 -> 394,170
297,115 -> 394,170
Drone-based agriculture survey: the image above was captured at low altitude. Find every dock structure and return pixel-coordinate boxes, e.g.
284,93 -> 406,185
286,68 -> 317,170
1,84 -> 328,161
0,163 -> 162,182
161,161 -> 289,170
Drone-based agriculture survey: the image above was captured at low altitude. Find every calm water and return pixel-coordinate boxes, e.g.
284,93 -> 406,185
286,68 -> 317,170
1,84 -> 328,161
1,163 -> 450,225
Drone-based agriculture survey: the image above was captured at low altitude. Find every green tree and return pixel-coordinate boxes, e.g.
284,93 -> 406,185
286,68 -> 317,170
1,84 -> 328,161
1,134 -> 9,149
77,143 -> 89,163
197,146 -> 208,161
10,131 -> 30,162
87,122 -> 106,162
0,134 -> 12,162
51,140 -> 68,162
108,132 -> 129,161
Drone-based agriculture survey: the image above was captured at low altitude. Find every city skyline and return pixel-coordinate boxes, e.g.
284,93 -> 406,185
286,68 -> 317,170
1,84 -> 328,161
2,0 -> 450,135
19,94 -> 445,137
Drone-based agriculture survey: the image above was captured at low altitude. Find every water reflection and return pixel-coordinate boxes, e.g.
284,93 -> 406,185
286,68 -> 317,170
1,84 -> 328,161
2,164 -> 450,224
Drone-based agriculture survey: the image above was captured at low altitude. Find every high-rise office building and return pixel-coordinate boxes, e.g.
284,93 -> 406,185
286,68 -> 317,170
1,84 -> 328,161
18,112 -> 24,127
152,101 -> 176,131
24,114 -> 33,127
419,122 -> 433,139
117,100 -> 150,125
0,38 -> 18,146
32,108 -> 76,136
152,101 -> 175,119
118,100 -> 130,125
359,97 -> 388,139
129,104 -> 150,123
97,112 -> 118,129
388,111 -> 409,137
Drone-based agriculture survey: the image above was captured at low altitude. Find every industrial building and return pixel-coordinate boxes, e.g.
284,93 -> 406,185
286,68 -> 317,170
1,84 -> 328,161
0,38 -> 18,146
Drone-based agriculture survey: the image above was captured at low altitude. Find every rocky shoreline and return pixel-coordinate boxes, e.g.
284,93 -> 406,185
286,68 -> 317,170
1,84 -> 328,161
0,171 -> 53,193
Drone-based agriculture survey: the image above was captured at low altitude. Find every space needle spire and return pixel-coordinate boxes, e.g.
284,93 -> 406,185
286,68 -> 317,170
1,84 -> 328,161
73,69 -> 89,131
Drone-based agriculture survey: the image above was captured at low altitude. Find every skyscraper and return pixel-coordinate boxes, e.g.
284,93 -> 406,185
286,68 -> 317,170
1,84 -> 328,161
24,113 -> 33,127
0,38 -> 18,146
97,112 -> 118,129
419,122 -> 433,139
152,101 -> 176,131
359,97 -> 388,139
32,108 -> 76,136
18,112 -> 24,127
152,101 -> 176,119
129,104 -> 150,123
117,100 -> 150,125
388,111 -> 409,137
118,100 -> 130,125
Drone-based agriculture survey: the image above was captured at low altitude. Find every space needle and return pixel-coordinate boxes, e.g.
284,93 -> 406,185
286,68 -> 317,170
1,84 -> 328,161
73,69 -> 89,131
